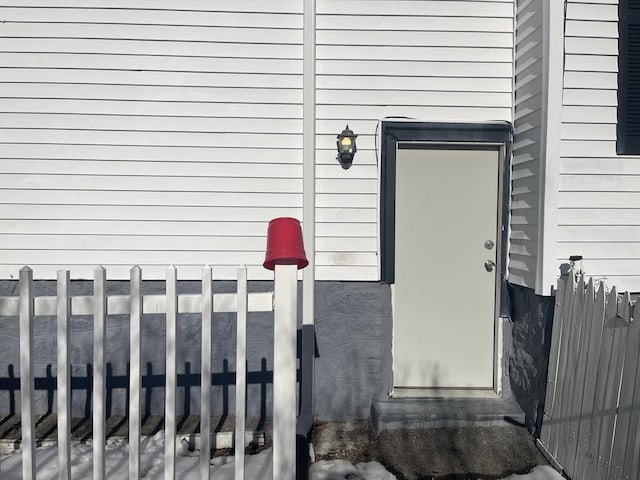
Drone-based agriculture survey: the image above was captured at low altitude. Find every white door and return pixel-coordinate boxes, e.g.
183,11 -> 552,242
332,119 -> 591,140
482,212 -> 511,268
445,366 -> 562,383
393,147 -> 499,389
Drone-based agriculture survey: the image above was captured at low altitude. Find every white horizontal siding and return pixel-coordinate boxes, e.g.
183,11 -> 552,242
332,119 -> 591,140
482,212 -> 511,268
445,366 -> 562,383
510,0 -> 543,289
0,0 -> 515,281
0,1 -> 305,280
0,234 -> 378,253
560,157 -> 640,174
2,1 -> 303,12
560,191 -> 640,208
557,208 -> 640,225
1,220 -> 377,238
316,0 -> 514,282
317,30 -> 513,47
0,205 -> 378,223
316,0 -> 514,17
0,8 -> 302,27
0,23 -> 302,44
564,71 -> 618,89
0,83 -> 302,104
0,144 -> 302,163
559,0 -> 640,292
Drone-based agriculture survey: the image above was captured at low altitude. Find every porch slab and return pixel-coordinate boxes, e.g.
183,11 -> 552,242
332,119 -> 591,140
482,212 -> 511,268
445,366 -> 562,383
371,397 -> 526,433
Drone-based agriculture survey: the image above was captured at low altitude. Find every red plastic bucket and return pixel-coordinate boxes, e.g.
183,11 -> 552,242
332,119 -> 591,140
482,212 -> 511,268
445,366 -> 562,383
263,217 -> 308,270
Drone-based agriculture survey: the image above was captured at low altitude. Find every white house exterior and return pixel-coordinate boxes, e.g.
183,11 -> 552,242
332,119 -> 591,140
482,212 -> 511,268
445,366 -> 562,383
0,0 -> 638,424
0,0 -> 513,281
512,0 -> 640,295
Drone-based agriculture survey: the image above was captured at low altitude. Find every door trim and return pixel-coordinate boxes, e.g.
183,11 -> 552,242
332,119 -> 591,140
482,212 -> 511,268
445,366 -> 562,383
380,121 -> 512,396
380,121 -> 512,304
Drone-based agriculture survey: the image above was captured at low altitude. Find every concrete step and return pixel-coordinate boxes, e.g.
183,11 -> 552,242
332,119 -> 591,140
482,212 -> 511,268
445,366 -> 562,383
375,425 -> 548,479
372,396 -> 526,433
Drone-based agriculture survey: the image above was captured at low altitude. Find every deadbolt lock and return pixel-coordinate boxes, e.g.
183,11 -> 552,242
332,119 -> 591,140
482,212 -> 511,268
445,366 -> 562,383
484,240 -> 495,250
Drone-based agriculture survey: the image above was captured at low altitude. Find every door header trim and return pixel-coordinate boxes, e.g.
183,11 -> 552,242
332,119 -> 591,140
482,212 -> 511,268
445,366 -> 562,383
380,121 -> 512,284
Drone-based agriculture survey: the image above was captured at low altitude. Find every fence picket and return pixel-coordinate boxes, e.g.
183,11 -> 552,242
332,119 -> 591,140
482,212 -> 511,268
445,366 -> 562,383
200,266 -> 213,480
93,266 -> 108,480
19,267 -> 36,480
129,266 -> 142,479
235,267 -> 248,480
584,286 -> 613,480
56,270 -> 72,480
565,278 -> 595,478
586,287 -> 627,480
623,299 -> 640,480
164,267 -> 178,480
597,288 -> 628,480
557,275 -> 585,467
574,281 -> 606,480
549,271 -> 577,461
610,292 -> 637,480
541,275 -> 566,448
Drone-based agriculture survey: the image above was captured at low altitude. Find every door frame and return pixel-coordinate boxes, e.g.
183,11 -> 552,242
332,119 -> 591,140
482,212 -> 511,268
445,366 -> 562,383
380,121 -> 512,395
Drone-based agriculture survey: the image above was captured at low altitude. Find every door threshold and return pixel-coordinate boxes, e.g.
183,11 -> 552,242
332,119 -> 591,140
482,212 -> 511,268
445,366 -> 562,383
391,388 -> 498,399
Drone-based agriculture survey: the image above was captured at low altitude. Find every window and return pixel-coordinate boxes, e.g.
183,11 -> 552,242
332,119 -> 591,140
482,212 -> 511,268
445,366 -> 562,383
617,0 -> 640,154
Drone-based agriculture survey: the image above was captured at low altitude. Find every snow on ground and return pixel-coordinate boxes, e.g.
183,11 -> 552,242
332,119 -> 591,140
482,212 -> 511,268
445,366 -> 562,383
308,462 -> 564,480
0,432 -> 272,480
0,433 -> 565,480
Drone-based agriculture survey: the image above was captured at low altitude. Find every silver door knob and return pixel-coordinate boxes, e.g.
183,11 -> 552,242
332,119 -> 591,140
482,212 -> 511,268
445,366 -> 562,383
484,260 -> 496,272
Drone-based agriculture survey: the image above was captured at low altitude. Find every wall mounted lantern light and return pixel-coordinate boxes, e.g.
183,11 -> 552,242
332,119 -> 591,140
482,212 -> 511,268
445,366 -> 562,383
336,124 -> 357,170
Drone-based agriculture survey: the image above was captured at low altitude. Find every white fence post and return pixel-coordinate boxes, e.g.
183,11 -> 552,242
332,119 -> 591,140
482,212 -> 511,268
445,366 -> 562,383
93,266 -> 107,480
56,269 -> 71,480
19,266 -> 36,480
164,267 -> 178,480
129,266 -> 142,479
200,266 -> 213,480
235,267 -> 248,480
273,263 -> 297,480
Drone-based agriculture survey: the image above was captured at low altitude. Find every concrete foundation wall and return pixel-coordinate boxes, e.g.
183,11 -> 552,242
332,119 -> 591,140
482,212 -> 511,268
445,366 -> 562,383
0,280 -> 393,422
506,282 -> 555,437
0,278 -> 553,426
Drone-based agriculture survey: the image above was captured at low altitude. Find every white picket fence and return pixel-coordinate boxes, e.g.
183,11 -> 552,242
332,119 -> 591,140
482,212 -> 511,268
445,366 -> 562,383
0,264 -> 299,480
540,266 -> 638,480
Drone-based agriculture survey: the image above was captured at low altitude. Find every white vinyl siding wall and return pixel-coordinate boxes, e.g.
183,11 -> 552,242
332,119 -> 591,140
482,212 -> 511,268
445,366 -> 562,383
511,0 -> 544,288
561,0 -> 640,292
316,0 -> 514,280
0,0 -> 514,281
0,1 -> 304,280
